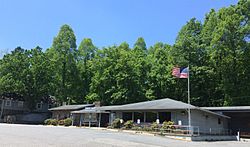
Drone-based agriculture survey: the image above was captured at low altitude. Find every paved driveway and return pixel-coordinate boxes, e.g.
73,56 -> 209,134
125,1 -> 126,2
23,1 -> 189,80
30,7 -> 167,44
0,124 -> 249,147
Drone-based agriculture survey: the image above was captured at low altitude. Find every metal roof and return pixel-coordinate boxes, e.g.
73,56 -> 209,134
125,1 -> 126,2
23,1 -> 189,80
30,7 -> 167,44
49,104 -> 94,111
102,98 -> 196,111
202,106 -> 250,111
49,98 -> 230,118
97,105 -> 121,111
99,98 -> 229,118
71,107 -> 110,114
195,107 -> 230,119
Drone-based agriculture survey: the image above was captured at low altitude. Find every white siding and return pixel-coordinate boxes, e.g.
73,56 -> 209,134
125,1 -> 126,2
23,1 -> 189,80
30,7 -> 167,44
190,110 -> 228,134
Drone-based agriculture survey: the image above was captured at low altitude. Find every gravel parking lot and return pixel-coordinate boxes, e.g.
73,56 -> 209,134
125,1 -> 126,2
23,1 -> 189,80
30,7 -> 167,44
0,124 -> 249,147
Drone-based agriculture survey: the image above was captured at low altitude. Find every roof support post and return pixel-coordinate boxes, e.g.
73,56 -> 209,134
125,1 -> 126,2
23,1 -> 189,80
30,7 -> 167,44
132,112 -> 134,122
79,114 -> 82,127
88,113 -> 91,127
71,114 -> 74,126
144,112 -> 146,123
98,113 -> 101,127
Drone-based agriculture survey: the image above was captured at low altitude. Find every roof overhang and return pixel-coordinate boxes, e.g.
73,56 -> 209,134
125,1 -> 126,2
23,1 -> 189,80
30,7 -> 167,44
49,104 -> 94,111
71,108 -> 110,114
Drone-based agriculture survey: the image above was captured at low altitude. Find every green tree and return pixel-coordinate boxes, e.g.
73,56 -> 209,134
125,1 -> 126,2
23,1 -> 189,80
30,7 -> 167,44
0,47 -> 28,97
48,24 -> 80,103
77,38 -> 97,102
146,42 -> 174,100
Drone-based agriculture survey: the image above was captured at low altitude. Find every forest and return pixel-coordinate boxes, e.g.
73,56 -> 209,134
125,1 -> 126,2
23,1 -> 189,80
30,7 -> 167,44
0,0 -> 249,109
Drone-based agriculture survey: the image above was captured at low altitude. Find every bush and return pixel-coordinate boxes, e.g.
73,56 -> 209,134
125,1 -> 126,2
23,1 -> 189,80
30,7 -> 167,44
44,119 -> 58,126
140,126 -> 151,132
111,118 -> 122,128
162,121 -> 175,130
124,120 -> 134,129
150,122 -> 160,131
44,119 -> 52,125
64,118 -> 72,126
50,119 -> 58,126
58,120 -> 65,125
131,126 -> 142,131
44,118 -> 72,126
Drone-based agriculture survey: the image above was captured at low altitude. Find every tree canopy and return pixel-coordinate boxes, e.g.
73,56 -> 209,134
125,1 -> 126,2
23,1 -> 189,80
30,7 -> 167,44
0,0 -> 249,108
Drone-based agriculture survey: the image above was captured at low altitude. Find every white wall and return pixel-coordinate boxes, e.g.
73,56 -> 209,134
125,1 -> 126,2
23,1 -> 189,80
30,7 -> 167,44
171,110 -> 188,126
190,110 -> 228,134
171,109 -> 228,134
110,109 -> 229,134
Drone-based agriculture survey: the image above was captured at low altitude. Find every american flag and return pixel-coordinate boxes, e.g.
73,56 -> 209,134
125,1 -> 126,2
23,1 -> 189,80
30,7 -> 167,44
180,67 -> 189,78
172,67 -> 189,78
172,67 -> 180,77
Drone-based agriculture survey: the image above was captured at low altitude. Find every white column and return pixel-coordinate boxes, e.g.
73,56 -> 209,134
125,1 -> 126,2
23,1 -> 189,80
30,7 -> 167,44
88,113 -> 91,127
71,114 -> 74,126
79,114 -> 82,127
98,113 -> 101,127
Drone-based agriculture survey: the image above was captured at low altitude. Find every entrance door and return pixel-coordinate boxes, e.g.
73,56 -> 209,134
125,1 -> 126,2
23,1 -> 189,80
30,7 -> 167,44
100,113 -> 110,127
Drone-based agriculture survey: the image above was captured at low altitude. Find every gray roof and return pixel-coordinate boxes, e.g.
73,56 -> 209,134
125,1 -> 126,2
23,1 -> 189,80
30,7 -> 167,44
195,107 -> 230,119
100,98 -> 229,118
102,98 -> 196,111
49,104 -> 94,111
98,105 -> 121,111
202,106 -> 250,111
72,107 -> 110,114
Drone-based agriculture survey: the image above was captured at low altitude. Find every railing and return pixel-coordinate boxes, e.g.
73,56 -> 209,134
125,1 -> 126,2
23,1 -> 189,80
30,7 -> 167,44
153,125 -> 200,136
200,128 -> 233,136
132,124 -> 200,136
133,124 -> 233,136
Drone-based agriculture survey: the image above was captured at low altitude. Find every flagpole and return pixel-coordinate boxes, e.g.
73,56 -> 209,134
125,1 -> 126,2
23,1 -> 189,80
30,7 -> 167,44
187,65 -> 191,135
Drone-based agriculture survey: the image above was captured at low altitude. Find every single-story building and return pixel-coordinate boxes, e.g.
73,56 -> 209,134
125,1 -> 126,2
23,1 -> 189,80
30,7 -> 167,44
49,104 -> 94,120
71,107 -> 110,127
68,98 -> 230,134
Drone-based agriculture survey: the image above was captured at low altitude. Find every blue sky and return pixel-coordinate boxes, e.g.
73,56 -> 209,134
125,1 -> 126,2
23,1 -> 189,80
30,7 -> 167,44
0,0 -> 238,54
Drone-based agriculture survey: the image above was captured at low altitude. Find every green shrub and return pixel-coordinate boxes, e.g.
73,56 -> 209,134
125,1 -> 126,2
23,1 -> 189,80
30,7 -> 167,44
58,120 -> 64,125
111,118 -> 122,128
44,119 -> 53,125
142,126 -> 153,132
64,118 -> 72,126
44,119 -> 58,126
131,126 -> 142,131
150,122 -> 160,131
124,120 -> 134,129
50,119 -> 58,126
162,121 -> 175,130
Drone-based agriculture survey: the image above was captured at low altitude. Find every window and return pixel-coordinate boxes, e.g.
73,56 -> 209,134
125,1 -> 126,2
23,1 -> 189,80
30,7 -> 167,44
5,100 -> 11,107
122,112 -> 132,122
18,101 -> 24,107
218,118 -> 221,124
36,103 -> 43,110
134,112 -> 144,122
48,104 -> 52,109
146,112 -> 157,122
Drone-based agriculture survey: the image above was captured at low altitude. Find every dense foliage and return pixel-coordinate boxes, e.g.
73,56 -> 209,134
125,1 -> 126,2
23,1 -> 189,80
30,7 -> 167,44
0,1 -> 249,108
